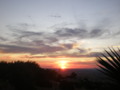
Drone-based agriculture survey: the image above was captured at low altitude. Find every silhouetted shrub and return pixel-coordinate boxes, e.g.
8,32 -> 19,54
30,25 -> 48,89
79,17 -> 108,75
0,61 -> 60,90
59,80 -> 75,90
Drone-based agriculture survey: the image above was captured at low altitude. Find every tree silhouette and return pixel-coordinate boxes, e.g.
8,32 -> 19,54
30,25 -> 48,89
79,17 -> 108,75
0,61 -> 60,90
97,48 -> 120,86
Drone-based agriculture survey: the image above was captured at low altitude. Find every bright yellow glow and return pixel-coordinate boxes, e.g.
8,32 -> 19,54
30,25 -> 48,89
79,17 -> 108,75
113,46 -> 120,47
58,61 -> 67,69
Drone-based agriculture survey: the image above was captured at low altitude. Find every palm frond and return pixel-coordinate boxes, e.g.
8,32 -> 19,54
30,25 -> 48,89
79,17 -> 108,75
97,48 -> 120,84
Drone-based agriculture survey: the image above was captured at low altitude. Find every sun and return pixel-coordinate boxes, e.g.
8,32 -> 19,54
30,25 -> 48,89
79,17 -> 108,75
58,61 -> 68,69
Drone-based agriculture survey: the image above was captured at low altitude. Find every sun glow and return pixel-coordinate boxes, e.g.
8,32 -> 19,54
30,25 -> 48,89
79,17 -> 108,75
58,61 -> 68,69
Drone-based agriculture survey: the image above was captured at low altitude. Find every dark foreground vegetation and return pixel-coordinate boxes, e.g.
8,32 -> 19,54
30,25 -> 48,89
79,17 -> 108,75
0,60 -> 119,90
97,48 -> 120,89
0,61 -> 61,90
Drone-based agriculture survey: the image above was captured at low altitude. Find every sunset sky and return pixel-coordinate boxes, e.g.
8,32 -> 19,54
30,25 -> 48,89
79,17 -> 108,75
0,0 -> 120,69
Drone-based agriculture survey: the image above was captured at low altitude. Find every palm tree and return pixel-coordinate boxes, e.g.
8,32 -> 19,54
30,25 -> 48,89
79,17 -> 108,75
97,48 -> 120,85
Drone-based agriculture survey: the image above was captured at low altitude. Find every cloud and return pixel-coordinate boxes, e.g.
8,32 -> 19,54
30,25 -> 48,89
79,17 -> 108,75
88,52 -> 102,57
55,28 -> 87,37
7,23 -> 35,31
69,61 -> 94,65
89,29 -> 105,38
4,23 -> 119,57
55,28 -> 109,39
77,48 -> 88,53
50,15 -> 61,18
0,37 -> 7,41
0,44 -> 65,54
0,44 -> 40,54
36,51 -> 101,58
7,23 -> 59,43
112,30 -> 120,36
6,23 -> 44,43
16,30 -> 43,40
10,29 -> 43,39
6,23 -> 119,47
60,43 -> 75,49
0,44 -> 101,58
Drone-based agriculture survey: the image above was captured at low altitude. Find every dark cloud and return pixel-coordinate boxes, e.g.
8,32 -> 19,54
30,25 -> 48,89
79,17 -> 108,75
55,28 -> 108,39
69,61 -> 94,65
77,48 -> 88,53
6,23 -> 44,44
12,30 -> 43,40
61,43 -> 74,49
32,40 -> 44,46
6,23 -> 120,44
11,40 -> 43,47
4,23 -> 118,56
112,30 -> 120,36
0,44 -> 64,54
6,23 -> 117,47
55,28 -> 87,37
65,51 -> 101,58
39,51 -> 102,58
7,23 -> 35,31
88,52 -> 102,57
50,15 -> 61,18
0,44 -> 35,54
18,54 -> 87,59
10,34 -> 59,48
7,23 -> 59,44
45,37 -> 58,43
19,31 -> 42,40
0,37 -> 7,41
89,29 -> 105,38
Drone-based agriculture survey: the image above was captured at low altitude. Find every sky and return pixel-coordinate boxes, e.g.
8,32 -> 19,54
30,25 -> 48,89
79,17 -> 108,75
0,0 -> 120,69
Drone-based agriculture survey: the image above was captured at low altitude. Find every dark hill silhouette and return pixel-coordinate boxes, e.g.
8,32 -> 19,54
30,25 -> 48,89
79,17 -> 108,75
0,61 -> 60,90
0,60 -> 118,90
